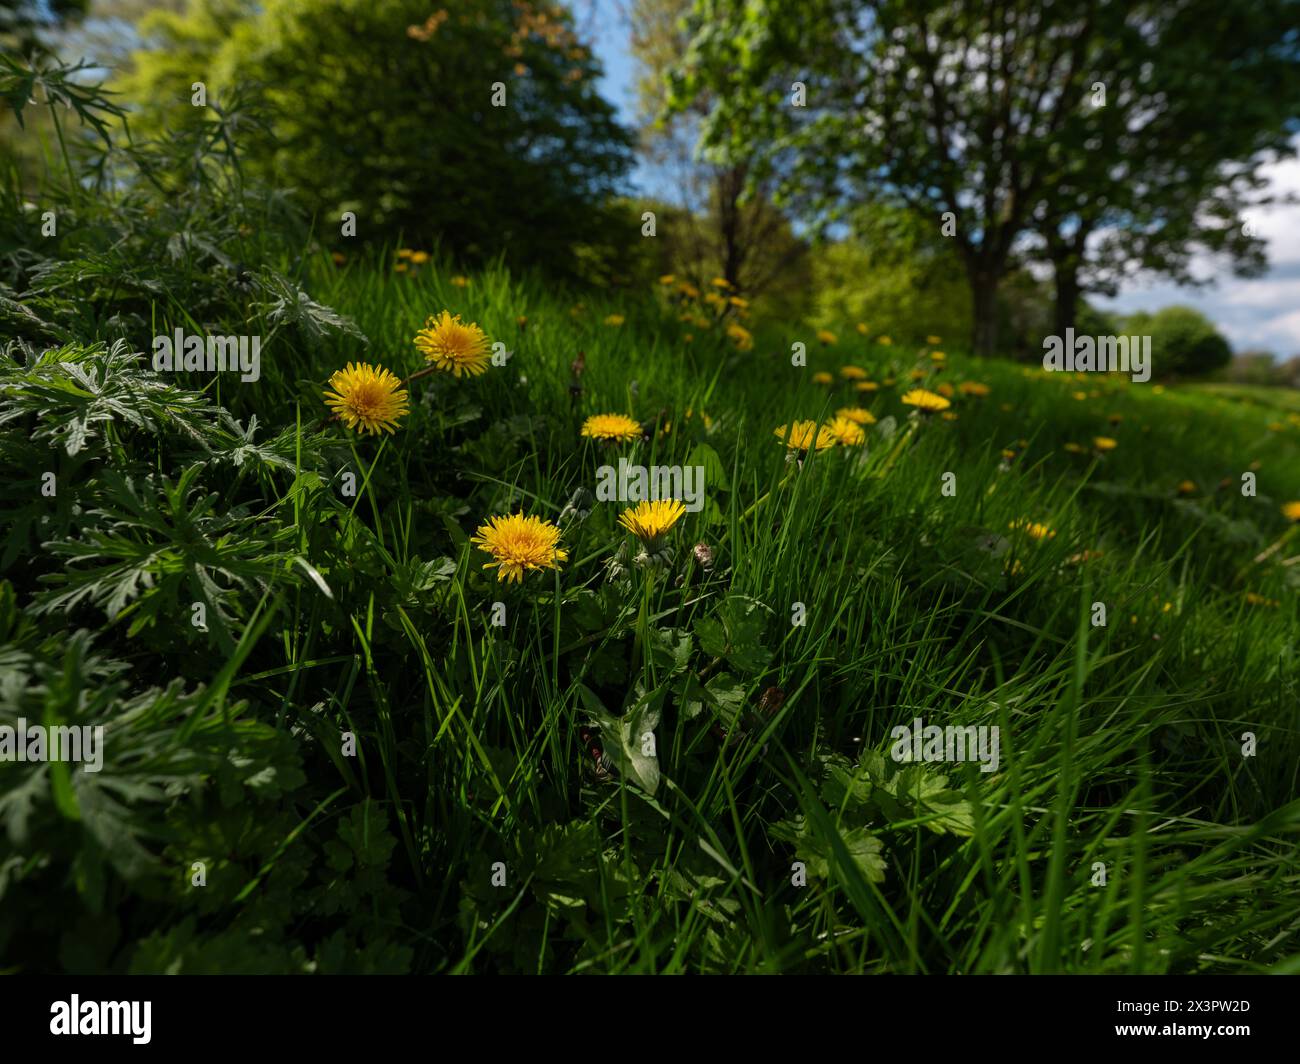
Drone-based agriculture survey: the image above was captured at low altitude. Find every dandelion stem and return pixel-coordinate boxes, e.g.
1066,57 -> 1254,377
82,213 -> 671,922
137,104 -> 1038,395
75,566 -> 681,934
870,418 -> 919,479
403,366 -> 437,385
1252,525 -> 1296,566
740,467 -> 797,522
346,436 -> 389,548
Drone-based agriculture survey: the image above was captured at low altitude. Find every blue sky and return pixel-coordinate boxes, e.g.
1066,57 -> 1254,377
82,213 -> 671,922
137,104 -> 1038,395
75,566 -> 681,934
581,0 -> 1300,357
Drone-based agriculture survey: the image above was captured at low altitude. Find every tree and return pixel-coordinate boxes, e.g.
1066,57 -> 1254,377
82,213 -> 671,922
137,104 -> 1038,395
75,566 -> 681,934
631,0 -> 805,299
1124,306 -> 1232,378
670,0 -> 1115,354
1032,0 -> 1300,335
668,0 -> 1300,355
125,0 -> 634,276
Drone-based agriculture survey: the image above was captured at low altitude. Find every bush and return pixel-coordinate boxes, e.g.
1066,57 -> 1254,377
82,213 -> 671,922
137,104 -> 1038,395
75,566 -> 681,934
1124,305 -> 1233,378
124,0 -> 634,278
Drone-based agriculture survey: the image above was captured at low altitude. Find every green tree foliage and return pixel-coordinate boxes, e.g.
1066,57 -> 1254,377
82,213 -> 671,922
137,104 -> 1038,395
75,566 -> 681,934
1124,305 -> 1233,378
1033,0 -> 1300,334
669,0 -> 1114,354
631,0 -> 808,300
668,0 -> 1300,355
810,202 -> 971,346
125,0 -> 634,276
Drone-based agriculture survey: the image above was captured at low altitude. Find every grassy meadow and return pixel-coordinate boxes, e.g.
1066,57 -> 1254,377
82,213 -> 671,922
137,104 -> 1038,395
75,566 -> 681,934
4,242 -> 1298,974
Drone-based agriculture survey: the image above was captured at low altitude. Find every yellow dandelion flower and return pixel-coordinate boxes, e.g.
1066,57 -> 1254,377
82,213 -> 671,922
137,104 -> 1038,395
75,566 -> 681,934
451,275 -> 469,288
840,365 -> 868,380
729,296 -> 749,308
604,313 -> 625,326
704,291 -> 727,308
930,351 -> 946,362
936,382 -> 955,397
1001,448 -> 1016,459
1063,442 -> 1085,454
323,362 -> 410,436
855,323 -> 869,335
677,282 -> 700,300
959,381 -> 990,397
774,420 -> 837,452
926,335 -> 941,345
812,371 -> 834,385
855,381 -> 879,393
619,498 -> 687,546
836,406 -> 876,425
581,413 -> 642,442
1093,436 -> 1118,452
878,335 -> 893,345
940,411 -> 958,421
410,251 -> 430,265
414,311 -> 492,377
710,277 -> 732,289
817,329 -> 838,346
828,415 -> 867,445
1072,391 -> 1088,400
901,388 -> 950,412
883,377 -> 897,387
394,262 -> 409,273
659,274 -> 676,285
1282,501 -> 1300,522
1066,550 -> 1103,565
1009,519 -> 1056,541
1176,480 -> 1197,496
396,249 -> 414,259
470,513 -> 568,584
910,369 -> 928,380
726,322 -> 754,350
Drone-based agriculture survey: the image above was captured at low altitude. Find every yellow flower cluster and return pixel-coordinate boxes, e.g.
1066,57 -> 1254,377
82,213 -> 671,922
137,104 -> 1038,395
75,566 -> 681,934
322,306 -> 496,437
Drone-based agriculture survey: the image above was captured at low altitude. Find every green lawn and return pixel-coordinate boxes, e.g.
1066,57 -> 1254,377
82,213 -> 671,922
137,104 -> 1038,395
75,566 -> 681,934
3,254 -> 1298,974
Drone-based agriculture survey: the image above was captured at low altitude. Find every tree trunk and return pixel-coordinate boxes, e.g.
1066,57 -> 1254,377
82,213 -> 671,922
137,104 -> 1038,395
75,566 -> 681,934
715,164 -> 745,290
1052,255 -> 1080,338
968,266 -> 1001,357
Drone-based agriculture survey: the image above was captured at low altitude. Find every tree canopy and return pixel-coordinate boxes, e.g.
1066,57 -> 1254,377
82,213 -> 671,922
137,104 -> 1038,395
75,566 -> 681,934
126,0 -> 635,275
